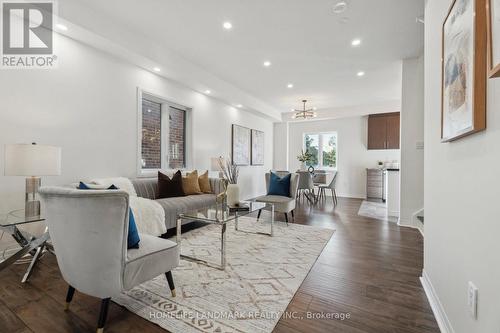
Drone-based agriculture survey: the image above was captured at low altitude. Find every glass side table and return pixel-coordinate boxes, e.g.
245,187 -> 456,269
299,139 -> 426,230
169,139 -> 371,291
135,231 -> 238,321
0,209 -> 51,283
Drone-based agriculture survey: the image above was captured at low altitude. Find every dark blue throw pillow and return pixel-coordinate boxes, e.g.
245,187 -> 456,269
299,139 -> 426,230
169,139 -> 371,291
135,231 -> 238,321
267,172 -> 291,197
78,182 -> 140,249
126,209 -> 140,249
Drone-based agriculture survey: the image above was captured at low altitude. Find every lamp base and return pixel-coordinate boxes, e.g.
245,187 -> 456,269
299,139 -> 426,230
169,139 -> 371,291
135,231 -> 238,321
25,177 -> 41,218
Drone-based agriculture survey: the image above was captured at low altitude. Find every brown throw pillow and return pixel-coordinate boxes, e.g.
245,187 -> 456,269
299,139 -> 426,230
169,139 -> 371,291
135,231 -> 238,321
158,170 -> 185,198
183,170 -> 202,195
198,170 -> 212,193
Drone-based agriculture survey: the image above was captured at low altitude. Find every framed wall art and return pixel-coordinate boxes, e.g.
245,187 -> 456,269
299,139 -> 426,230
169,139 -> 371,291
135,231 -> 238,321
441,0 -> 487,142
231,124 -> 251,165
487,0 -> 500,77
251,129 -> 264,165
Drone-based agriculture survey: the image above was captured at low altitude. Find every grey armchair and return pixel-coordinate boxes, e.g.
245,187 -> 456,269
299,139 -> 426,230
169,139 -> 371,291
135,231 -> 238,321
40,187 -> 179,333
255,172 -> 299,223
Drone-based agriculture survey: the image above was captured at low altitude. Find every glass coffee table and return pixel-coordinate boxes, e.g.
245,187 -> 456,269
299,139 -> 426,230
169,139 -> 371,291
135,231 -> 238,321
177,201 -> 273,270
0,210 -> 52,282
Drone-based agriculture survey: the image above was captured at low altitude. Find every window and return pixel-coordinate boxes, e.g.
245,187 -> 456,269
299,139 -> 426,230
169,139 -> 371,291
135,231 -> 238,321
303,132 -> 337,169
140,93 -> 188,173
141,99 -> 162,169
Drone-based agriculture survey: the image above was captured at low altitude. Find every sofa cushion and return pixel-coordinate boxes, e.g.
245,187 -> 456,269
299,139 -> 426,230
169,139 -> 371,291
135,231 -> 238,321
183,170 -> 202,195
198,170 -> 212,193
124,234 -> 178,290
158,170 -> 185,198
156,194 -> 217,228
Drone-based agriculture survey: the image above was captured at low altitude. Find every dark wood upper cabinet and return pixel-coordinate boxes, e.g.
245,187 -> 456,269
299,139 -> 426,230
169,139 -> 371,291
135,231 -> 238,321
367,112 -> 400,150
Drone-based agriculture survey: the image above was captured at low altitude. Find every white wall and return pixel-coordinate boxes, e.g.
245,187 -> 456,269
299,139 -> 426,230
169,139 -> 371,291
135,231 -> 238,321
273,122 -> 289,171
424,1 -> 500,332
285,116 -> 400,198
0,34 -> 273,249
400,56 -> 424,228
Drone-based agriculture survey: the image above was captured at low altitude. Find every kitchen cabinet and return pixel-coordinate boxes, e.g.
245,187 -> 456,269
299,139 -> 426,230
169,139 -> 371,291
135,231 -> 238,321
368,112 -> 400,150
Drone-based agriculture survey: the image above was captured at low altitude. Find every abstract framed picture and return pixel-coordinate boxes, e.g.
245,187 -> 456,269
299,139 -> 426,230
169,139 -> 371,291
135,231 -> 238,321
231,124 -> 251,165
487,0 -> 500,77
441,0 -> 487,142
251,129 -> 264,165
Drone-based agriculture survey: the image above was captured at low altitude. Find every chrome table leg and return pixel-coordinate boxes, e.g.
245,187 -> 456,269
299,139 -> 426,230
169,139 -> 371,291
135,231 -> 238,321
221,223 -> 226,269
271,204 -> 275,236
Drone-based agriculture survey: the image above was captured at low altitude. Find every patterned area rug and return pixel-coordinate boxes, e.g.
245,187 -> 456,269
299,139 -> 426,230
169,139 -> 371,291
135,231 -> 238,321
113,217 -> 334,333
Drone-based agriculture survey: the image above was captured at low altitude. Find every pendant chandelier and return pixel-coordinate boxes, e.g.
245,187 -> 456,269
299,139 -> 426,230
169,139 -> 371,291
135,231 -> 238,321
291,100 -> 317,119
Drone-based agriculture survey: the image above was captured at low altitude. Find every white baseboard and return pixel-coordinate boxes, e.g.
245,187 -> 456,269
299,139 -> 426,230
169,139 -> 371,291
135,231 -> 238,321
398,217 -> 424,236
420,270 -> 454,333
414,219 -> 424,236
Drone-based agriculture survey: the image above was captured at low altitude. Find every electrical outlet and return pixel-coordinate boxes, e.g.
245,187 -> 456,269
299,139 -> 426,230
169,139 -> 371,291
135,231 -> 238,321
468,281 -> 478,319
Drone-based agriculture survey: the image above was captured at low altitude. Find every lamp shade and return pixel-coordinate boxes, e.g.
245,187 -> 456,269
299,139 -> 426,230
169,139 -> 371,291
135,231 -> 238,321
5,144 -> 61,176
210,157 -> 225,172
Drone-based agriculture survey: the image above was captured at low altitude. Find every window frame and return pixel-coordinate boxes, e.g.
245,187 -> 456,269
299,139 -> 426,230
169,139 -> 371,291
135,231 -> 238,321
136,88 -> 192,177
302,131 -> 338,170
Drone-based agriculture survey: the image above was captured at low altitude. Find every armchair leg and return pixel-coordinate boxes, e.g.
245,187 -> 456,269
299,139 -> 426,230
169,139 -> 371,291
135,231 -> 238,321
257,209 -> 262,220
284,213 -> 288,224
291,210 -> 294,221
64,285 -> 75,311
97,298 -> 110,333
165,271 -> 176,297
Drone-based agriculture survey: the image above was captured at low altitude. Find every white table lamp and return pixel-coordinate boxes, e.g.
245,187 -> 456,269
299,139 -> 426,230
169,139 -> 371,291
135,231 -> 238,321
210,156 -> 225,179
5,143 -> 62,217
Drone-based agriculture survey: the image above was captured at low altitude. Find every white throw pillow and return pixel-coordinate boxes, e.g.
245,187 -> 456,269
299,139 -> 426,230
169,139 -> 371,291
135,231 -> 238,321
91,177 -> 138,197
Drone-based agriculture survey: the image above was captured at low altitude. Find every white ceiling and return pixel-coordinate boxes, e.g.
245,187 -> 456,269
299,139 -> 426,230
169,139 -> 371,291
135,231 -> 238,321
59,0 -> 424,114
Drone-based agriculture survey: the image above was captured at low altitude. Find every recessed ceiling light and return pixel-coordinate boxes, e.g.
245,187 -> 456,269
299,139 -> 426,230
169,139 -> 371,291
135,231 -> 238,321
205,90 -> 211,94
56,24 -> 68,31
263,61 -> 272,67
223,21 -> 232,30
287,83 -> 294,88
333,1 -> 347,14
357,71 -> 365,77
153,67 -> 161,72
290,108 -> 295,112
351,39 -> 361,46
236,104 -> 243,108
313,107 -> 317,111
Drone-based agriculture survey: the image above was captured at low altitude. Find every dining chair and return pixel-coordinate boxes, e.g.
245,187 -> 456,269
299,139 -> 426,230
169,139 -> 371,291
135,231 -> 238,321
317,171 -> 338,205
296,171 -> 316,204
40,187 -> 179,333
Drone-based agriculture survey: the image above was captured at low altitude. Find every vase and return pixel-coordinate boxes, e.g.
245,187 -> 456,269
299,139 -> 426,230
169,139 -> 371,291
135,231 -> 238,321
226,184 -> 240,207
300,162 -> 306,171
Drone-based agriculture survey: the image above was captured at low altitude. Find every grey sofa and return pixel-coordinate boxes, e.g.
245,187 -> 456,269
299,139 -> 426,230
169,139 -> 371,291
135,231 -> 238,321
131,177 -> 224,230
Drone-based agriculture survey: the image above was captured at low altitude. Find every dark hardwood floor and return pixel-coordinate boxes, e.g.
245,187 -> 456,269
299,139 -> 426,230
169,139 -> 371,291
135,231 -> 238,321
0,197 -> 439,333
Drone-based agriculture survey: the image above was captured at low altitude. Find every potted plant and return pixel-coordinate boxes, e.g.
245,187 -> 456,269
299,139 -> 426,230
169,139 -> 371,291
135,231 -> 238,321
217,158 -> 240,207
297,150 -> 313,171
